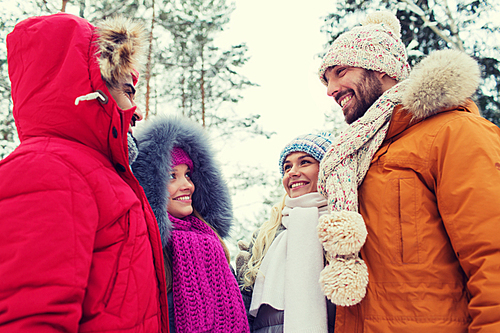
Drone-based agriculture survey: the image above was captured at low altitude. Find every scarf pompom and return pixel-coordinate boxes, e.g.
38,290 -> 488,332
319,255 -> 369,306
318,211 -> 367,255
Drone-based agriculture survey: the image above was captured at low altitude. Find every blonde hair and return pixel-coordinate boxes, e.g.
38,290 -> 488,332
164,207 -> 230,292
242,194 -> 287,289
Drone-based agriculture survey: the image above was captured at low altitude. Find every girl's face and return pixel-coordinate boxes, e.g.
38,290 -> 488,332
167,163 -> 195,219
282,152 -> 320,198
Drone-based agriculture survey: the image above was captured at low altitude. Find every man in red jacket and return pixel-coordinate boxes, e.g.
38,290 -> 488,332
0,13 -> 168,332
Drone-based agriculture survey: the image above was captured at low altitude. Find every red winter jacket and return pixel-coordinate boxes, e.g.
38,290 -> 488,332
0,13 -> 168,332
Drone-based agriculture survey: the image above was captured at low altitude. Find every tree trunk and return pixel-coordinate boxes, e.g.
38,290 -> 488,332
181,75 -> 186,116
144,0 -> 156,118
79,0 -> 86,18
61,0 -> 69,12
200,45 -> 206,128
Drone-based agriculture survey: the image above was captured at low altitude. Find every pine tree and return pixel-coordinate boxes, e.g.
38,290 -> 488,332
321,0 -> 500,126
0,16 -> 13,159
155,0 -> 265,138
0,0 -> 268,152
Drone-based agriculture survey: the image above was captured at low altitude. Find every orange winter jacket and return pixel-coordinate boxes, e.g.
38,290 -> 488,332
331,49 -> 500,333
334,99 -> 500,333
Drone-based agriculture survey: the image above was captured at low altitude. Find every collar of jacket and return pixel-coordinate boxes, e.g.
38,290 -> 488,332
384,98 -> 479,141
398,49 -> 480,120
375,48 -> 482,145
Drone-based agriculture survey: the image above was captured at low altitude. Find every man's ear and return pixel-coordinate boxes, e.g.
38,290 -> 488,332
377,71 -> 399,91
374,71 -> 387,81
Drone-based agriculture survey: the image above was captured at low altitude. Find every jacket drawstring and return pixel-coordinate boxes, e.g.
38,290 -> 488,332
75,91 -> 107,105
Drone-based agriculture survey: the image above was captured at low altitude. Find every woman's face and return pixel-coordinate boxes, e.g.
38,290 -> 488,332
167,163 -> 195,219
282,152 -> 320,198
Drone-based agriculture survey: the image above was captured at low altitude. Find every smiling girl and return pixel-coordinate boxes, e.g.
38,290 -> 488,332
132,116 -> 249,333
236,132 -> 335,333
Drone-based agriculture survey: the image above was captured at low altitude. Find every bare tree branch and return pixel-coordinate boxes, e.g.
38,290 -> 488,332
399,0 -> 462,50
441,0 -> 464,51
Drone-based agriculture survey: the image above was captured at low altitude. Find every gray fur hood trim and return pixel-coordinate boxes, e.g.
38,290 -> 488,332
401,49 -> 480,119
132,116 -> 232,246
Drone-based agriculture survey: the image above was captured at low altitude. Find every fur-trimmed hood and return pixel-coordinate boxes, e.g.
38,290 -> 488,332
7,13 -> 146,168
401,49 -> 480,119
132,116 -> 233,246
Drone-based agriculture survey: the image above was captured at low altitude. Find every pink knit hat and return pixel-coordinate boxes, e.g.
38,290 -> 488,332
318,11 -> 410,86
171,147 -> 193,171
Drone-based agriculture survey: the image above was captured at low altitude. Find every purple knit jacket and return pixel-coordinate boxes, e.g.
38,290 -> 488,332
169,213 -> 249,332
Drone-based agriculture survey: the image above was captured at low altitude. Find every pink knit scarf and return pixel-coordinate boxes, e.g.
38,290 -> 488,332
168,213 -> 249,333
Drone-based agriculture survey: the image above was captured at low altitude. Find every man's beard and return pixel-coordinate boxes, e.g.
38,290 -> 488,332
345,70 -> 384,124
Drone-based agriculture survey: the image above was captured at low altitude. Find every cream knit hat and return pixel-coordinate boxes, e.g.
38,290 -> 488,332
318,11 -> 410,86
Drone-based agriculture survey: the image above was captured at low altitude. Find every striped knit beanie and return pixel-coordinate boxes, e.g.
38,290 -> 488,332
318,11 -> 410,86
279,132 -> 333,177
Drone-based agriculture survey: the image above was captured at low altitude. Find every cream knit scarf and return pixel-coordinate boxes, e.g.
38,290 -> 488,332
250,192 -> 328,333
317,83 -> 403,306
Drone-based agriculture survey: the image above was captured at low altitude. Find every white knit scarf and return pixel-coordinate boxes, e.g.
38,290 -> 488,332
250,192 -> 328,333
317,83 -> 403,306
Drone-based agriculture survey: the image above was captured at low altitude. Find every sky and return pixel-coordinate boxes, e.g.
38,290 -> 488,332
220,0 -> 338,155
213,0 -> 342,224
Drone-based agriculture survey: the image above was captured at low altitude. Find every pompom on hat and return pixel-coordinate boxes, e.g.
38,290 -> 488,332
279,132 -> 333,177
318,11 -> 410,86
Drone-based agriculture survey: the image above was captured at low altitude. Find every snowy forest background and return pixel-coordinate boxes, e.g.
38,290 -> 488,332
1,0 -> 499,259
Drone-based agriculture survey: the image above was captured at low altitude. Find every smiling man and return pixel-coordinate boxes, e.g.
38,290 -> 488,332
323,66 -> 395,124
316,10 -> 500,333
